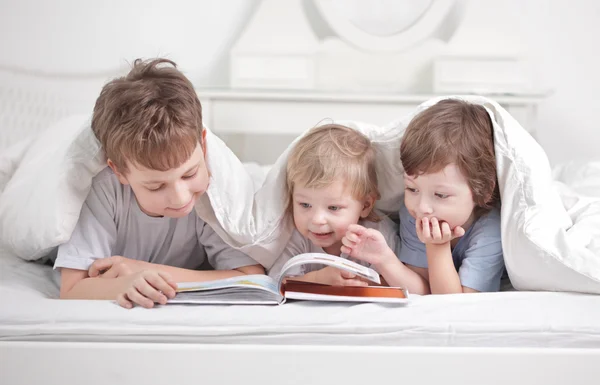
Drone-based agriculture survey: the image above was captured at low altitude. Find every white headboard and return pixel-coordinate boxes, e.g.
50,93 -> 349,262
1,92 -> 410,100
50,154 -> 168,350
0,65 -> 123,150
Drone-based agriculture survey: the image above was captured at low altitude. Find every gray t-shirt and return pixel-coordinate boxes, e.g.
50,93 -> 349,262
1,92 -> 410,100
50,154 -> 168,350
54,167 -> 258,272
398,201 -> 504,292
268,215 -> 401,278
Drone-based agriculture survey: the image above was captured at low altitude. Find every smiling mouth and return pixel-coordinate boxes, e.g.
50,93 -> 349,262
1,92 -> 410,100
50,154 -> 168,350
311,231 -> 333,238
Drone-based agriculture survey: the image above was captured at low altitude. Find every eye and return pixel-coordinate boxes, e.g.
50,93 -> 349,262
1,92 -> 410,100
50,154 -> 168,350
328,206 -> 340,211
405,187 -> 418,193
147,185 -> 164,192
299,202 -> 311,209
435,193 -> 450,199
183,172 -> 197,180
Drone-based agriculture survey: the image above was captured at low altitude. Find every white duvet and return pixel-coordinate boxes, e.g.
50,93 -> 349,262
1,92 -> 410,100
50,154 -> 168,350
1,96 -> 600,293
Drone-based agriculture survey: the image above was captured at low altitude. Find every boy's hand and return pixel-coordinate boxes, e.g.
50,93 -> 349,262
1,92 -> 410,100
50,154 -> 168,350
341,224 -> 394,266
416,217 -> 465,246
117,270 -> 178,309
88,256 -> 148,279
313,266 -> 369,287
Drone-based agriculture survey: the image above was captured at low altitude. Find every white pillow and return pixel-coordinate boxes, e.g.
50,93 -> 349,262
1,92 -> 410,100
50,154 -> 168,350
0,115 -> 105,260
0,136 -> 35,196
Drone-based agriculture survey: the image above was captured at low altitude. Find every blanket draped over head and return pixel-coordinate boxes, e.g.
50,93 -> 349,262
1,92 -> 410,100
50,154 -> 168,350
1,96 -> 600,293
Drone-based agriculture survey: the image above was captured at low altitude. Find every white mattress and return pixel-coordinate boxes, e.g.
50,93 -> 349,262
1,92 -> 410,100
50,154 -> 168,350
1,251 -> 600,348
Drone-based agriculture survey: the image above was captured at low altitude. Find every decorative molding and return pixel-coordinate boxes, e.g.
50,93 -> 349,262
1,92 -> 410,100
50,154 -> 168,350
230,0 -> 319,89
313,0 -> 457,52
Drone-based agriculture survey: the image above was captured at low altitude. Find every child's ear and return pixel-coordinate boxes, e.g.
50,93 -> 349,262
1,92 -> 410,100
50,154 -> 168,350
107,159 -> 129,185
200,130 -> 211,178
360,195 -> 375,218
201,129 -> 208,158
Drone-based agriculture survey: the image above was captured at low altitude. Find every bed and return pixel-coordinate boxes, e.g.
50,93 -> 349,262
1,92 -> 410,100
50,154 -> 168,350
2,247 -> 600,385
2,96 -> 600,385
2,88 -> 600,385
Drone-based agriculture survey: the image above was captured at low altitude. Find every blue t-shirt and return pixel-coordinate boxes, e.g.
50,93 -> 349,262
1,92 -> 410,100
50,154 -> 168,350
398,202 -> 505,292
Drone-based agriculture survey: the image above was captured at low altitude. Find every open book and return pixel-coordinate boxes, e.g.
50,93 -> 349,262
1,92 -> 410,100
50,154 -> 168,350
168,253 -> 409,305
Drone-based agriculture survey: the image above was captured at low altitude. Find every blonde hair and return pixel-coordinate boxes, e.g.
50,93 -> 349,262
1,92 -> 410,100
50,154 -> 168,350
92,58 -> 203,173
286,124 -> 380,222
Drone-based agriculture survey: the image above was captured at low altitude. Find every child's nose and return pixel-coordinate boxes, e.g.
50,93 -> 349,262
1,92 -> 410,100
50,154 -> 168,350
170,183 -> 191,206
418,199 -> 433,215
311,210 -> 327,225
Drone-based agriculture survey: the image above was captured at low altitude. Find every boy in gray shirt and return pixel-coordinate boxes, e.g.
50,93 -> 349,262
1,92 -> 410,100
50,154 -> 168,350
55,58 -> 262,308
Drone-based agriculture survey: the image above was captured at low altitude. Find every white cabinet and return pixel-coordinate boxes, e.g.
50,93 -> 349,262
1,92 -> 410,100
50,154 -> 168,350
198,88 -> 549,164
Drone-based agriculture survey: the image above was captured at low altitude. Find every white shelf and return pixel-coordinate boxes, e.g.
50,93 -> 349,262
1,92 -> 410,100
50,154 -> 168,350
197,87 -> 552,105
197,87 -> 551,164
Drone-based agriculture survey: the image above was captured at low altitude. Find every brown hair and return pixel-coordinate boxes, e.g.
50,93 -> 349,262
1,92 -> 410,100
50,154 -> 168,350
400,99 -> 499,216
92,58 -> 203,172
286,124 -> 381,222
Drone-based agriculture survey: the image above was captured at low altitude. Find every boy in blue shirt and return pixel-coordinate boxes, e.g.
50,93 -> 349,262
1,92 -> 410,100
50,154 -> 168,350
341,99 -> 504,294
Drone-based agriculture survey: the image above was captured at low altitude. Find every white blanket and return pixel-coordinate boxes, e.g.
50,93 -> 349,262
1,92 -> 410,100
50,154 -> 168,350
1,96 -> 600,293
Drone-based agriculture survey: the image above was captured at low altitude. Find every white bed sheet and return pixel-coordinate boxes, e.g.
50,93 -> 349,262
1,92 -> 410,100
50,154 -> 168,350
1,251 -> 599,348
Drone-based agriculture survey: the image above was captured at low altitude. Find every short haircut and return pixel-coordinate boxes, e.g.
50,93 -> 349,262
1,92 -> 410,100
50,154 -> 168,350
92,58 -> 203,172
400,99 -> 500,215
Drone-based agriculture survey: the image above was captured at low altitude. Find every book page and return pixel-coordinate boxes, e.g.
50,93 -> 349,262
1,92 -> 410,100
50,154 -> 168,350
177,274 -> 280,294
170,274 -> 284,304
277,253 -> 381,287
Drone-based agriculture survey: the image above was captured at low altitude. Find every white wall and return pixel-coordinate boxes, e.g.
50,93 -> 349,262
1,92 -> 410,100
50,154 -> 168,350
0,0 -> 598,165
520,0 -> 600,165
0,0 -> 256,85
0,0 -> 258,149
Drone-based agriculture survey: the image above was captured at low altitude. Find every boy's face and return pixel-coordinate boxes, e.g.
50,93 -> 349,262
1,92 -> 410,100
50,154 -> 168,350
403,163 -> 476,230
111,142 -> 209,218
292,180 -> 373,256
